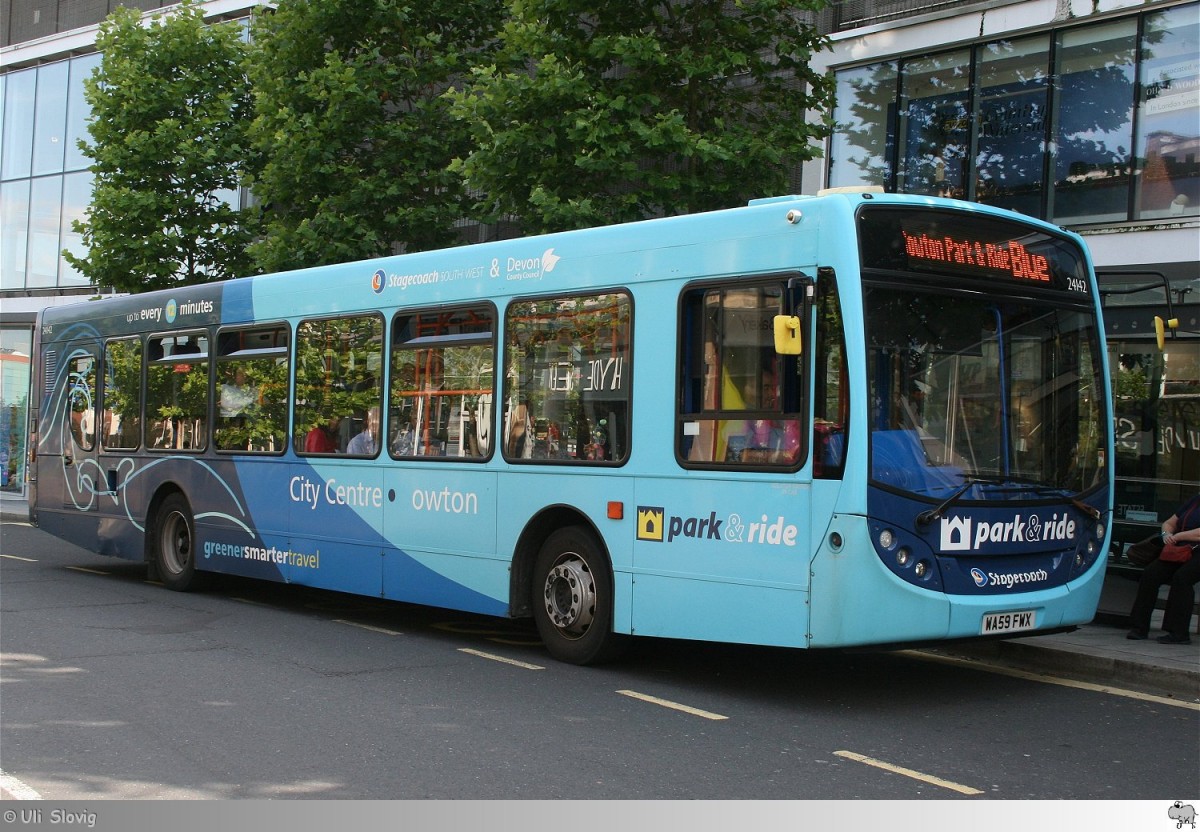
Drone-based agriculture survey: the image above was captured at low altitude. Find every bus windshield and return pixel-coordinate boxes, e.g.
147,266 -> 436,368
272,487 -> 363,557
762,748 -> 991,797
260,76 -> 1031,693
866,288 -> 1107,498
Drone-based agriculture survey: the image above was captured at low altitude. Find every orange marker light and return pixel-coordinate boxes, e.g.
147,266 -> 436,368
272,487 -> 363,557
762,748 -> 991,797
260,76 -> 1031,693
607,501 -> 624,520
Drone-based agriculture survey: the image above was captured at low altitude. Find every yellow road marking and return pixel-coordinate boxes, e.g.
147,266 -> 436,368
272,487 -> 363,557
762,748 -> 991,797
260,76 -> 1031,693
332,619 -> 403,636
616,689 -> 729,721
904,650 -> 1200,711
834,749 -> 984,795
458,648 -> 544,670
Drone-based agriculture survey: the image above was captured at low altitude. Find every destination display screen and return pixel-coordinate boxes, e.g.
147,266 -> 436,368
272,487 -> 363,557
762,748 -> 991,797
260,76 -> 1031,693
858,207 -> 1090,295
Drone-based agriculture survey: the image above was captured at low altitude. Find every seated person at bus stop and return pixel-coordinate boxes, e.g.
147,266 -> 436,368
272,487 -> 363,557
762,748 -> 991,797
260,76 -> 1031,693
1127,492 -> 1200,645
347,408 -> 379,456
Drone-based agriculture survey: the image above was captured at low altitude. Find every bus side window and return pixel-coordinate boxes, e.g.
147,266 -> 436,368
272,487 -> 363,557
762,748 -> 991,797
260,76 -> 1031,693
502,292 -> 632,464
145,333 -> 209,452
102,338 -> 142,451
67,353 -> 97,452
390,305 -> 495,460
215,325 -> 290,454
678,281 -> 804,468
294,314 -> 383,456
813,269 -> 848,479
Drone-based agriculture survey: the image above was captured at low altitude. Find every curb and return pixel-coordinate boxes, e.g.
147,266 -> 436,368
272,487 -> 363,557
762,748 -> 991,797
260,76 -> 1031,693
936,638 -> 1199,702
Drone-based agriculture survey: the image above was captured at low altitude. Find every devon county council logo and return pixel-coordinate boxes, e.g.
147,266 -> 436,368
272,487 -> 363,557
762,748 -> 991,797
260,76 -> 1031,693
165,299 -> 177,323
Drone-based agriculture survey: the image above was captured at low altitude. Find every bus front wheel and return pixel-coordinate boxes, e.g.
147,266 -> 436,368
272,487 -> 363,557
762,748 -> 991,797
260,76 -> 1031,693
532,526 -> 624,665
153,494 -> 203,592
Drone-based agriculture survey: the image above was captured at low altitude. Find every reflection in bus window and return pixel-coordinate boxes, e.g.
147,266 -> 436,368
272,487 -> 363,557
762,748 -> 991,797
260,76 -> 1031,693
294,315 -> 383,455
679,282 -> 803,467
102,338 -> 142,451
215,325 -> 290,453
145,333 -> 209,452
503,293 -> 631,463
814,273 -> 848,478
390,306 -> 494,460
67,354 -> 97,452
1110,338 -> 1200,520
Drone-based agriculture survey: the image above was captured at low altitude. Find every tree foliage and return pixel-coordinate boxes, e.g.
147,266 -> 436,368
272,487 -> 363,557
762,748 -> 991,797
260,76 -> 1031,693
448,0 -> 836,234
247,0 -> 503,272
65,0 -> 257,293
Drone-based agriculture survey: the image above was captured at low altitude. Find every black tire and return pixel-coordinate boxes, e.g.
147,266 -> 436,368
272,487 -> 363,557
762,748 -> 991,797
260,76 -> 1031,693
532,526 -> 626,665
152,493 -> 203,592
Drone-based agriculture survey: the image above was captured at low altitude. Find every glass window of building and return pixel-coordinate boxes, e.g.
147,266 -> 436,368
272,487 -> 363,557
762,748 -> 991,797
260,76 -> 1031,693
974,35 -> 1050,215
1,68 -> 35,181
1134,4 -> 1200,220
64,53 -> 101,173
829,62 -> 897,190
32,60 -> 69,177
1050,19 -> 1137,224
827,2 -> 1200,226
897,49 -> 971,199
0,327 -> 32,493
60,172 -> 93,288
0,180 -> 30,290
28,176 -> 64,288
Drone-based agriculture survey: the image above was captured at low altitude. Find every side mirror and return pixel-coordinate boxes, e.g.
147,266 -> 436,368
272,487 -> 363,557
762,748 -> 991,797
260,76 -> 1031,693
1154,315 -> 1178,351
773,315 -> 802,355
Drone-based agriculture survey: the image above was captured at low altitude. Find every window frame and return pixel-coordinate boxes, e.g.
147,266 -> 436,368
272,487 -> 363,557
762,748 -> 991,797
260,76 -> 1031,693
293,312 -> 385,458
675,273 -> 810,472
389,302 -> 498,463
501,289 -> 634,467
144,330 -> 210,454
100,336 -> 143,452
213,322 -> 291,456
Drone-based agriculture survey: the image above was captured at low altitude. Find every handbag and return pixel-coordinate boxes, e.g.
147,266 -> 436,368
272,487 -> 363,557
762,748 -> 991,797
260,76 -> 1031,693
1159,542 -> 1195,563
1124,534 -> 1163,566
1158,499 -> 1200,563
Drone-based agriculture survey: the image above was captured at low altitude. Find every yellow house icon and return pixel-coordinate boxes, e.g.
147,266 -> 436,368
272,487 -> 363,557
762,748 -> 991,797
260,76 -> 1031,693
637,507 -> 665,542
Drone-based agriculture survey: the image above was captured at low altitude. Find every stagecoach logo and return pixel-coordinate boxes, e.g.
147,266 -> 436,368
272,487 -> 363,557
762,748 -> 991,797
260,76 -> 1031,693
372,269 -> 386,294
939,512 -> 1078,552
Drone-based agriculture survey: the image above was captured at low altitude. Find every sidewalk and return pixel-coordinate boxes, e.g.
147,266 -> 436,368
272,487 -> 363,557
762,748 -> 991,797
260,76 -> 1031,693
2,492 -> 1196,702
935,610 -> 1199,701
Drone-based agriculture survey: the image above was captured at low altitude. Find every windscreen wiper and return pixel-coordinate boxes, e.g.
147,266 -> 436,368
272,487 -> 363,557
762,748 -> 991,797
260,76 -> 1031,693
915,480 -> 976,527
917,477 -> 1102,529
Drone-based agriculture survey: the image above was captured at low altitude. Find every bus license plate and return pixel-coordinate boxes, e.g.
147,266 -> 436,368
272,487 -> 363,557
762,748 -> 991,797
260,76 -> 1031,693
981,610 -> 1035,635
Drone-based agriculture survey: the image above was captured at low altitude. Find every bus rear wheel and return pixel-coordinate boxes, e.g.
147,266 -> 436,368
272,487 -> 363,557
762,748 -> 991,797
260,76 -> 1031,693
533,526 -> 624,665
153,494 -> 203,592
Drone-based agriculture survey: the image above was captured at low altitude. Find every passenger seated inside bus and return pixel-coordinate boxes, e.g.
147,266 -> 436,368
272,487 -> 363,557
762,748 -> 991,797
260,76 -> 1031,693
305,416 -> 340,453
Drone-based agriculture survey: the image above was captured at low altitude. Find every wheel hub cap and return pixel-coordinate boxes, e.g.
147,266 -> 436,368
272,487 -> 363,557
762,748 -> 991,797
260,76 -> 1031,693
543,558 -> 595,636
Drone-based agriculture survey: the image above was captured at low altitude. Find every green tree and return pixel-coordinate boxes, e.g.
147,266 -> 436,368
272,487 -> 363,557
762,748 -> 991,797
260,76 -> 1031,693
448,0 -> 836,234
65,0 -> 257,292
247,0 -> 503,273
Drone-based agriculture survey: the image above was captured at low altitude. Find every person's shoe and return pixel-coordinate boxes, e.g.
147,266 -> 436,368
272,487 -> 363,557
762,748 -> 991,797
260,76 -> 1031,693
1156,633 -> 1192,645
1126,629 -> 1149,640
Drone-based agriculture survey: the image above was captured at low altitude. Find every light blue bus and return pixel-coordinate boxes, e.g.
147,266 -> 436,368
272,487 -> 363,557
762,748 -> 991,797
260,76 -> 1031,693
29,192 -> 1113,664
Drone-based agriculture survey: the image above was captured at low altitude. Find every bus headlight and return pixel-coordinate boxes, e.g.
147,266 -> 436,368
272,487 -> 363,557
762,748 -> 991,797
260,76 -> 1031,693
1095,522 -> 1105,540
879,529 -> 896,550
896,547 -> 910,566
914,561 -> 928,578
